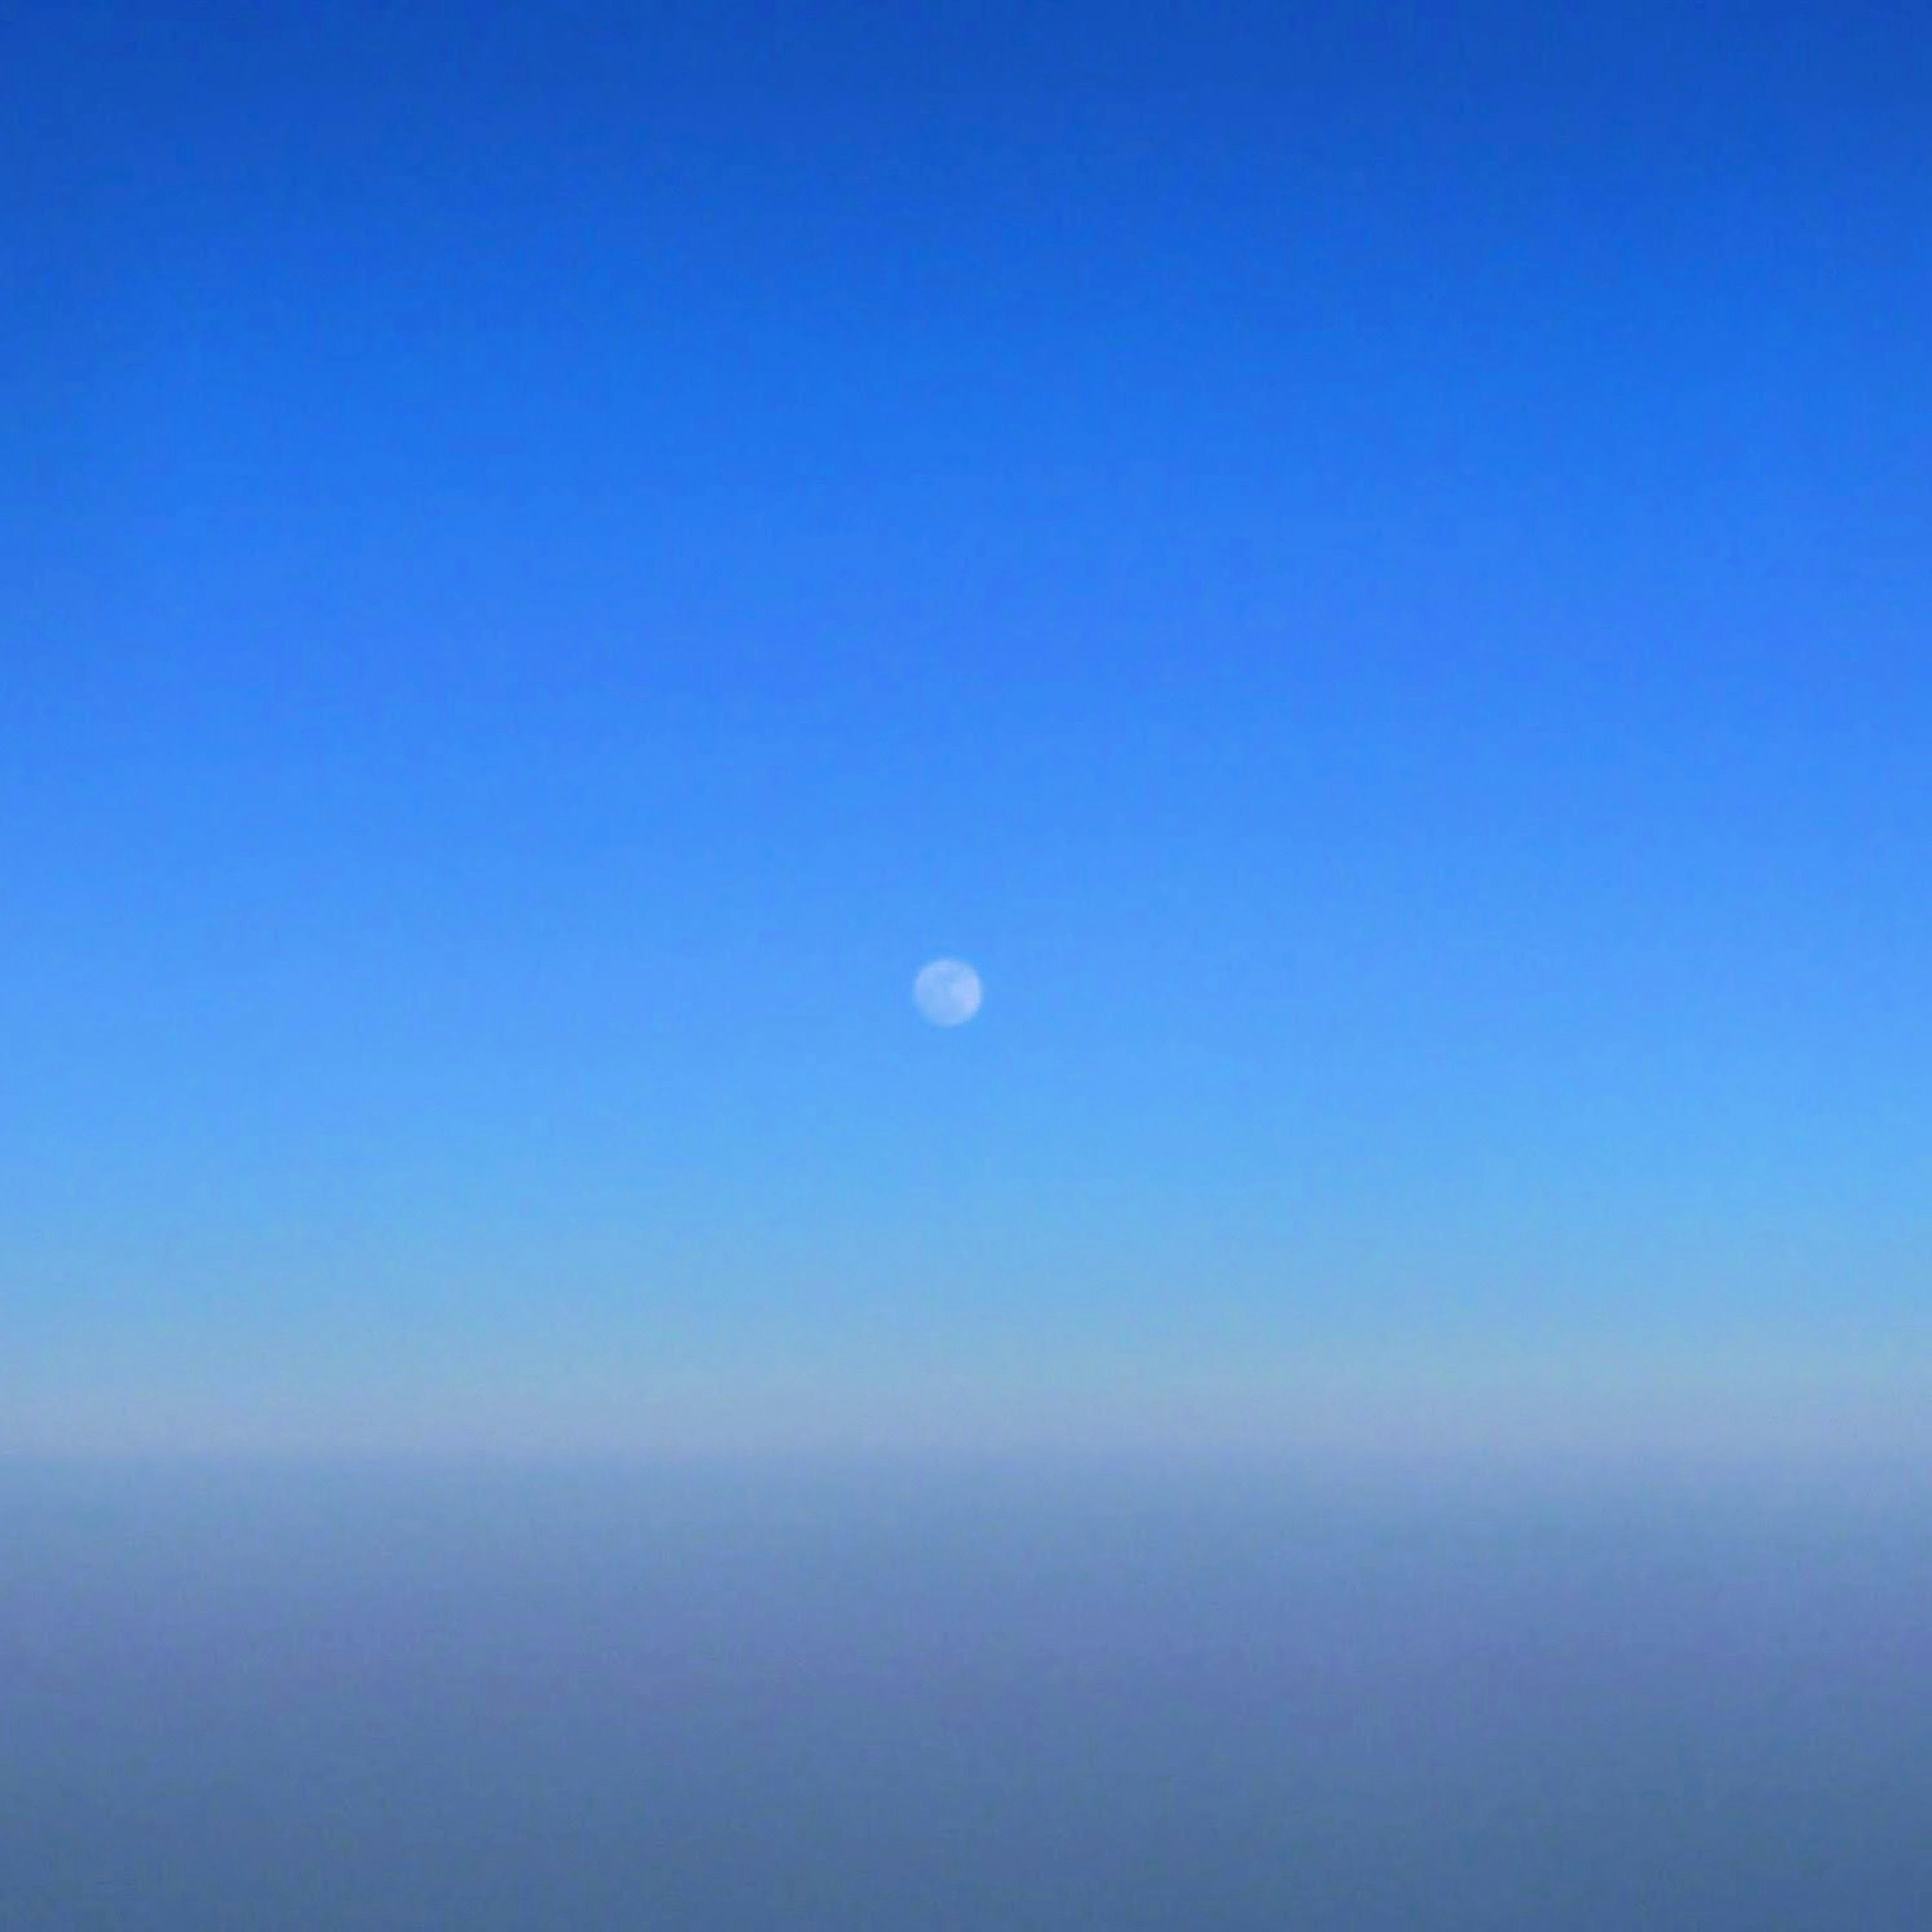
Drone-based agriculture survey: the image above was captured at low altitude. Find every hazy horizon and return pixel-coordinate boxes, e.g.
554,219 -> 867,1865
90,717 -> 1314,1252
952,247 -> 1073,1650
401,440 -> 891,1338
5,1456 -> 1928,1929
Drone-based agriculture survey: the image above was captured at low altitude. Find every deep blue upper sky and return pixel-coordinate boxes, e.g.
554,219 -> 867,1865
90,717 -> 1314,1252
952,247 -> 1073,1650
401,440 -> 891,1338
7,1 -> 1928,1446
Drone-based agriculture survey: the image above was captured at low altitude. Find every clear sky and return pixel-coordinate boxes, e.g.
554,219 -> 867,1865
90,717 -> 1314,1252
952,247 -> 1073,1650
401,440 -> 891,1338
8,0 -> 1928,1454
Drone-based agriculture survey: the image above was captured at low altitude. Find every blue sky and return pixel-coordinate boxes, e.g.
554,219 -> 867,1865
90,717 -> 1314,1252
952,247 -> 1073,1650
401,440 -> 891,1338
7,0 -> 1928,1452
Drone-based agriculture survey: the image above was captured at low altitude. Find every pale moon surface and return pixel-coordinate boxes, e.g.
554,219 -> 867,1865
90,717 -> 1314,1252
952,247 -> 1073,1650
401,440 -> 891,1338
913,958 -> 983,1026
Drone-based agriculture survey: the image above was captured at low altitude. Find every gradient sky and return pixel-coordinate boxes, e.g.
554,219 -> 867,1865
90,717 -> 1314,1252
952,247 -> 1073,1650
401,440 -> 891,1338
7,0 -> 1928,1452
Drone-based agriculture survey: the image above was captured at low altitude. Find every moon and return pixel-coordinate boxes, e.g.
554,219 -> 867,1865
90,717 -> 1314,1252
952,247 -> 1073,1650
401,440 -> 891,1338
913,957 -> 983,1027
